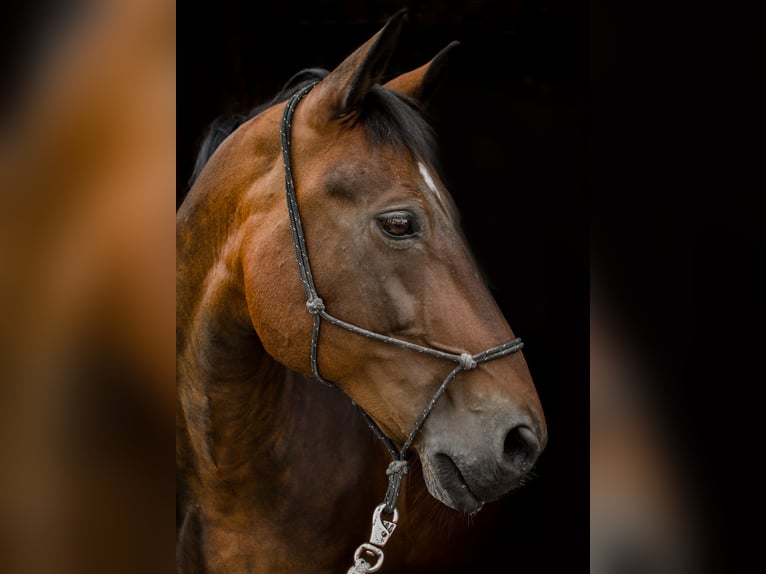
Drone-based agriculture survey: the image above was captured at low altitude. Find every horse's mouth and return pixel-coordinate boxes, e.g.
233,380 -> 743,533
423,452 -> 484,514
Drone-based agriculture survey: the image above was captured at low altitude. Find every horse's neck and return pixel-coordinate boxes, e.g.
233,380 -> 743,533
177,289 -> 392,569
178,279 -> 383,483
177,313 -> 470,572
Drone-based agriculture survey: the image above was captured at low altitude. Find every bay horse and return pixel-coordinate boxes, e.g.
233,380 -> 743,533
177,10 -> 546,573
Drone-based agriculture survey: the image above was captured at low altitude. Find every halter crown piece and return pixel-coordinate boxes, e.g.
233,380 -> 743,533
280,83 -> 525,574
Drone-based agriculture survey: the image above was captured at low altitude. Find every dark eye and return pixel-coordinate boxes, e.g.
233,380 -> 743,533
377,212 -> 418,238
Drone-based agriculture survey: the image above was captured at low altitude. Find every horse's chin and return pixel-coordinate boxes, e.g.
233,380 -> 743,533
420,452 -> 486,515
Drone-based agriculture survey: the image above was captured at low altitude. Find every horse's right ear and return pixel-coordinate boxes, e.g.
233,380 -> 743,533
306,9 -> 407,121
384,41 -> 461,105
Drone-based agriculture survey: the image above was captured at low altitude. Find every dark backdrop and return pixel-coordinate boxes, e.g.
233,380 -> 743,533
590,1 -> 765,572
178,0 -> 588,571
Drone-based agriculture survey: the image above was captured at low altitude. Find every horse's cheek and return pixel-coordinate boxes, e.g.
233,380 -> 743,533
242,239 -> 313,374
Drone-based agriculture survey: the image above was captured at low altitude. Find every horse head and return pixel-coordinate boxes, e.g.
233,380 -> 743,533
191,11 -> 546,515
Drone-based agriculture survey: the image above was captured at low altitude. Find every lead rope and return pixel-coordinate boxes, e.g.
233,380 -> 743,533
280,83 -> 524,574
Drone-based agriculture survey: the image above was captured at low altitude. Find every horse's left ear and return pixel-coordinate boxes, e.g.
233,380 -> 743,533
308,9 -> 407,120
384,41 -> 461,105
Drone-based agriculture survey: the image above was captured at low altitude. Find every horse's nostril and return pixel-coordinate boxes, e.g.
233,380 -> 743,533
503,425 -> 540,470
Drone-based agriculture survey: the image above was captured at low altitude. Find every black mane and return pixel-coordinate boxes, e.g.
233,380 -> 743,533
188,68 -> 437,189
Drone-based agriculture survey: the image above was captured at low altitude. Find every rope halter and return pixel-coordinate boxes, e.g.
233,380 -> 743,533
279,82 -> 525,572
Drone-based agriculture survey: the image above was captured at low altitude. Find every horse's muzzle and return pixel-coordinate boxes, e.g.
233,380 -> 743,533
420,417 -> 546,513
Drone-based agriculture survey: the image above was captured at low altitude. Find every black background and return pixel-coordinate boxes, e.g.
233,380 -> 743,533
179,0 -> 588,571
590,1 -> 764,572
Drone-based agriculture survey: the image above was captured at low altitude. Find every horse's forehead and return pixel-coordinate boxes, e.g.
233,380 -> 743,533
295,120 -> 455,216
311,150 -> 460,226
318,147 -> 422,196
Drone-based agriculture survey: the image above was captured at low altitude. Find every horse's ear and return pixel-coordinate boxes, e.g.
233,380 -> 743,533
384,41 -> 461,105
310,9 -> 406,119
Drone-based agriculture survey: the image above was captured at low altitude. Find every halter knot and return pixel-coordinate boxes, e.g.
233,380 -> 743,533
459,352 -> 477,370
382,459 -> 409,515
306,297 -> 325,315
385,459 -> 409,478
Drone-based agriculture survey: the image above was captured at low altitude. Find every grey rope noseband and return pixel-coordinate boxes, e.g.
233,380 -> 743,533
280,82 -> 524,516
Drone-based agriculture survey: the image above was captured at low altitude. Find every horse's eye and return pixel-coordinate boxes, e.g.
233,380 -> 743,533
377,212 -> 417,238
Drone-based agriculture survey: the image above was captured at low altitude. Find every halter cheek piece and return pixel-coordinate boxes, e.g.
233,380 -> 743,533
281,83 -> 524,572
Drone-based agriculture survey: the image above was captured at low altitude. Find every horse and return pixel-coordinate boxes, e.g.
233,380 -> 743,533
177,10 -> 546,573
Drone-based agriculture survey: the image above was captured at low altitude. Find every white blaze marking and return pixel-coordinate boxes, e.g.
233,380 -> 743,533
418,162 -> 443,204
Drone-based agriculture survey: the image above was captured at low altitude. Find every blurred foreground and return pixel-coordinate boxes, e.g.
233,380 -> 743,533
0,1 -> 175,573
590,278 -> 704,574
